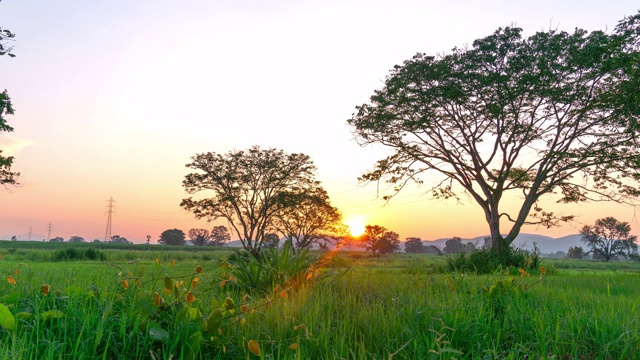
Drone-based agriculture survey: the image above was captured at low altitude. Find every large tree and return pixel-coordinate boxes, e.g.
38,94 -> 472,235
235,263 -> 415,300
1,22 -> 18,186
580,217 -> 638,262
272,187 -> 343,253
348,13 -> 640,252
181,146 -> 323,255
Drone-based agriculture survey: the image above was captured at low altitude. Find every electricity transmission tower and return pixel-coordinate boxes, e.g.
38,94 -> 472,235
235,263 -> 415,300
47,223 -> 52,241
105,197 -> 115,242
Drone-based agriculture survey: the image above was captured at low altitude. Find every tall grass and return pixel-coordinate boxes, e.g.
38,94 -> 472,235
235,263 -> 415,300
0,246 -> 638,359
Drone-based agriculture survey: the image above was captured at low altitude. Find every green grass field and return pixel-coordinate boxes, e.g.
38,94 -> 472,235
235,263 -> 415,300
0,242 -> 639,359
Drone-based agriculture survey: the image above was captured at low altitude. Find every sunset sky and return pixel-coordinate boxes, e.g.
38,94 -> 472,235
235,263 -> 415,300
1,1 -> 639,243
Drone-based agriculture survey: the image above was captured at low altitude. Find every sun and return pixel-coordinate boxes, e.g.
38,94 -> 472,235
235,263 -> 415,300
346,217 -> 366,237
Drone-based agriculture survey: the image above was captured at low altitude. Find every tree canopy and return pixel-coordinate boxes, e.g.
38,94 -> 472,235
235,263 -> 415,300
188,228 -> 210,246
158,229 -> 186,246
580,217 -> 638,261
348,12 -> 640,251
181,146 -> 325,254
272,187 -> 344,253
1,23 -> 18,186
360,225 -> 400,256
209,225 -> 231,246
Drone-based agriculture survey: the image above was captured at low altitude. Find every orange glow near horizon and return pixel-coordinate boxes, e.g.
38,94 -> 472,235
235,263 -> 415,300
346,217 -> 366,237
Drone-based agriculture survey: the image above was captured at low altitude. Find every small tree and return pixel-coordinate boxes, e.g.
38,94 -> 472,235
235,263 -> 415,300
567,246 -> 585,259
443,237 -> 465,254
181,146 -> 322,255
374,231 -> 400,255
580,217 -> 638,262
209,225 -> 231,246
361,225 -> 399,256
263,233 -> 280,249
49,237 -> 64,243
68,236 -> 85,243
188,228 -> 210,246
158,229 -> 186,246
111,235 -> 131,244
273,187 -> 343,253
404,237 -> 425,253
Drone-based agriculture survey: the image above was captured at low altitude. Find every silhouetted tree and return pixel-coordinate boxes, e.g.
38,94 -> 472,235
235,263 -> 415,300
92,239 -> 101,243
580,217 -> 638,262
68,236 -> 85,243
49,237 -> 64,243
111,235 -> 131,244
404,237 -> 425,253
348,12 -> 640,254
361,225 -> 399,256
273,187 -> 343,253
158,229 -> 186,246
209,225 -> 231,246
188,228 -> 210,246
262,233 -> 280,249
443,237 -> 465,254
182,146 -> 323,255
567,246 -> 585,259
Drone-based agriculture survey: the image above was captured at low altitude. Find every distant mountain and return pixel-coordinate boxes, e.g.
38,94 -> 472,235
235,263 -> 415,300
226,233 -> 583,254
414,233 -> 583,254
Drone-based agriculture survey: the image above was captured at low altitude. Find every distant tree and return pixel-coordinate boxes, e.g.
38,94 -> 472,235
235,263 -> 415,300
404,237 -> 425,253
464,242 -> 477,253
68,236 -> 85,243
49,237 -> 64,243
580,217 -> 638,262
181,146 -> 323,255
361,225 -> 399,256
273,187 -> 343,253
146,235 -> 151,245
424,245 -> 443,255
111,235 -> 131,244
374,231 -> 401,255
92,239 -> 101,243
10,235 -> 16,241
262,233 -> 280,249
158,229 -> 186,246
348,13 -> 640,255
567,246 -> 586,259
209,225 -> 231,246
443,237 -> 465,254
188,228 -> 211,246
554,251 -> 567,259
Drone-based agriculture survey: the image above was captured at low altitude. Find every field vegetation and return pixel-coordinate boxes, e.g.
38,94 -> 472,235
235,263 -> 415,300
0,242 -> 639,359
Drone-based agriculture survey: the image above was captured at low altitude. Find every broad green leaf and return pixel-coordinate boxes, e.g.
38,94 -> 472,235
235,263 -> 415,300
15,312 -> 32,320
41,310 -> 64,321
206,308 -> 223,333
0,304 -> 16,330
149,326 -> 169,342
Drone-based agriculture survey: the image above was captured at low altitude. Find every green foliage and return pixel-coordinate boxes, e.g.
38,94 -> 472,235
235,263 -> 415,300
348,11 -> 640,253
181,146 -> 326,255
51,247 -> 106,261
158,228 -> 186,246
446,246 -> 541,274
580,217 -> 639,261
227,240 -> 316,293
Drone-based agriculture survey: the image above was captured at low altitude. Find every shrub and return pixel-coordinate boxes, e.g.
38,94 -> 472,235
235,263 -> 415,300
446,246 -> 540,274
227,240 -> 316,293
